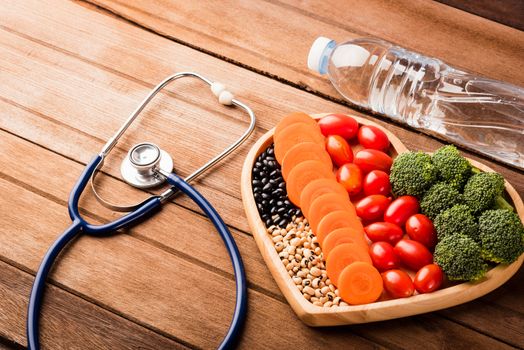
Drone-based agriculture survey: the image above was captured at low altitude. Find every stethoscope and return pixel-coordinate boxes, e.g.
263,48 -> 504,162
27,72 -> 256,350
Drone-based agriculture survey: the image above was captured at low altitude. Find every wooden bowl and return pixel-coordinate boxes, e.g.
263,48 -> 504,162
240,114 -> 524,326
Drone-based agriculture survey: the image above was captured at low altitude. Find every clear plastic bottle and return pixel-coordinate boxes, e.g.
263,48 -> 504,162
308,37 -> 524,170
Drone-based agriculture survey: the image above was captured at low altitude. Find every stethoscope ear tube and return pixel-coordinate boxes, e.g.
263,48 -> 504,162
164,172 -> 248,349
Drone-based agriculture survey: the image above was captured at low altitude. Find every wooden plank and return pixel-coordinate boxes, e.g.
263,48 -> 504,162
85,0 -> 524,96
435,0 -> 524,31
1,121 -> 521,349
0,260 -> 187,349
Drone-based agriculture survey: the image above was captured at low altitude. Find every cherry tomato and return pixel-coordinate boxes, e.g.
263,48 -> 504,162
394,239 -> 433,271
363,170 -> 391,196
336,163 -> 362,196
414,264 -> 444,293
355,195 -> 391,222
354,149 -> 392,173
405,214 -> 437,248
364,222 -> 404,245
369,242 -> 399,271
318,114 -> 359,139
384,196 -> 420,226
325,135 -> 354,167
358,125 -> 390,151
381,269 -> 414,298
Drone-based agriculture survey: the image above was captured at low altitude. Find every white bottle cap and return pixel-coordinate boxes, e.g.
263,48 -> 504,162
307,37 -> 336,74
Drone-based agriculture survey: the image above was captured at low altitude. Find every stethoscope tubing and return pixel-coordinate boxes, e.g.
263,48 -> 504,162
27,156 -> 246,349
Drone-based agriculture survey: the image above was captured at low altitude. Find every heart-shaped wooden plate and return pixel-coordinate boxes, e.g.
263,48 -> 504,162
241,114 -> 524,326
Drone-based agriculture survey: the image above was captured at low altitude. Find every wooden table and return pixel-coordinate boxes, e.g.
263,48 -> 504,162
0,1 -> 522,349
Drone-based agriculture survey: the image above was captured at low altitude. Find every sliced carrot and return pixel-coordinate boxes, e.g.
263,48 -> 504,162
338,262 -> 383,305
307,193 -> 356,234
285,160 -> 335,207
281,142 -> 332,181
300,179 -> 348,219
274,112 -> 318,141
274,123 -> 325,164
322,228 -> 369,260
315,210 -> 364,245
326,243 -> 371,286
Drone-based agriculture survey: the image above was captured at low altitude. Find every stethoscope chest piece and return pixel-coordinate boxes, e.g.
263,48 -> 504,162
120,142 -> 173,189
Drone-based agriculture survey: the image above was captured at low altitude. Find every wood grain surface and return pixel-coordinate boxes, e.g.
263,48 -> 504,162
0,0 -> 523,348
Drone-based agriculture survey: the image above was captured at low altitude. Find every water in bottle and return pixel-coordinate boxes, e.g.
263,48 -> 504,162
308,37 -> 524,170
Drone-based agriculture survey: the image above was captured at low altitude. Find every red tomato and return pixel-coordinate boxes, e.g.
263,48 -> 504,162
414,264 -> 444,293
405,214 -> 437,248
325,135 -> 354,167
394,240 -> 433,271
336,163 -> 362,196
354,149 -> 392,173
384,196 -> 420,226
318,114 -> 359,139
364,222 -> 404,245
363,170 -> 391,196
381,269 -> 414,298
358,125 -> 390,151
355,195 -> 391,222
369,242 -> 399,272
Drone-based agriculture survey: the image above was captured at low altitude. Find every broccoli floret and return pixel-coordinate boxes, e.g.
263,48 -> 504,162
462,172 -> 512,214
478,209 -> 524,264
432,145 -> 472,190
434,234 -> 488,281
390,151 -> 437,198
434,204 -> 478,241
420,182 -> 462,219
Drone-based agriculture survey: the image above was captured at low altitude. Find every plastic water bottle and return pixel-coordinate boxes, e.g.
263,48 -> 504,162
308,37 -> 524,170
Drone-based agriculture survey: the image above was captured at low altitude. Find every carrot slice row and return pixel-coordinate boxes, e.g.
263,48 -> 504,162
274,112 -> 319,141
281,142 -> 332,181
338,262 -> 383,305
322,228 -> 368,260
315,210 -> 363,246
285,160 -> 335,207
299,179 -> 348,219
306,193 -> 356,234
274,123 -> 325,164
326,243 -> 371,287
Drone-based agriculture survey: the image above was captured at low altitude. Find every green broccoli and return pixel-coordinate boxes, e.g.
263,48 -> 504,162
420,182 -> 462,219
434,204 -> 478,241
478,209 -> 524,264
463,172 -> 513,214
434,234 -> 488,281
390,151 -> 437,198
431,145 -> 472,190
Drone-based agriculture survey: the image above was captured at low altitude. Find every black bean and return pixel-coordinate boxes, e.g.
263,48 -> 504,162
251,143 -> 301,228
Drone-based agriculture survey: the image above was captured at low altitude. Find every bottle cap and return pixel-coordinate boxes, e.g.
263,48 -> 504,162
308,37 -> 336,75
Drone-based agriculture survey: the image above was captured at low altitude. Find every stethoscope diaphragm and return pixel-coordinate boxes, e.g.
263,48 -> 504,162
120,142 -> 173,189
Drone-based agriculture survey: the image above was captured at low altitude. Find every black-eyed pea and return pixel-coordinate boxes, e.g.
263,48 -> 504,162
320,296 -> 329,304
297,285 -> 304,292
314,247 -> 322,255
321,286 -> 330,295
278,251 -> 289,259
281,258 -> 289,266
329,284 -> 336,292
313,301 -> 323,307
335,289 -> 340,297
297,270 -> 307,278
272,235 -> 283,243
325,278 -> 332,286
311,278 -> 321,289
303,286 -> 315,296
310,267 -> 321,277
275,242 -> 284,252
292,266 -> 299,273
333,296 -> 341,305
288,270 -> 294,277
324,301 -> 333,307
327,292 -> 336,301
300,258 -> 308,268
302,279 -> 312,287
310,296 -> 319,302
292,277 -> 302,285
314,289 -> 323,298
303,293 -> 311,301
